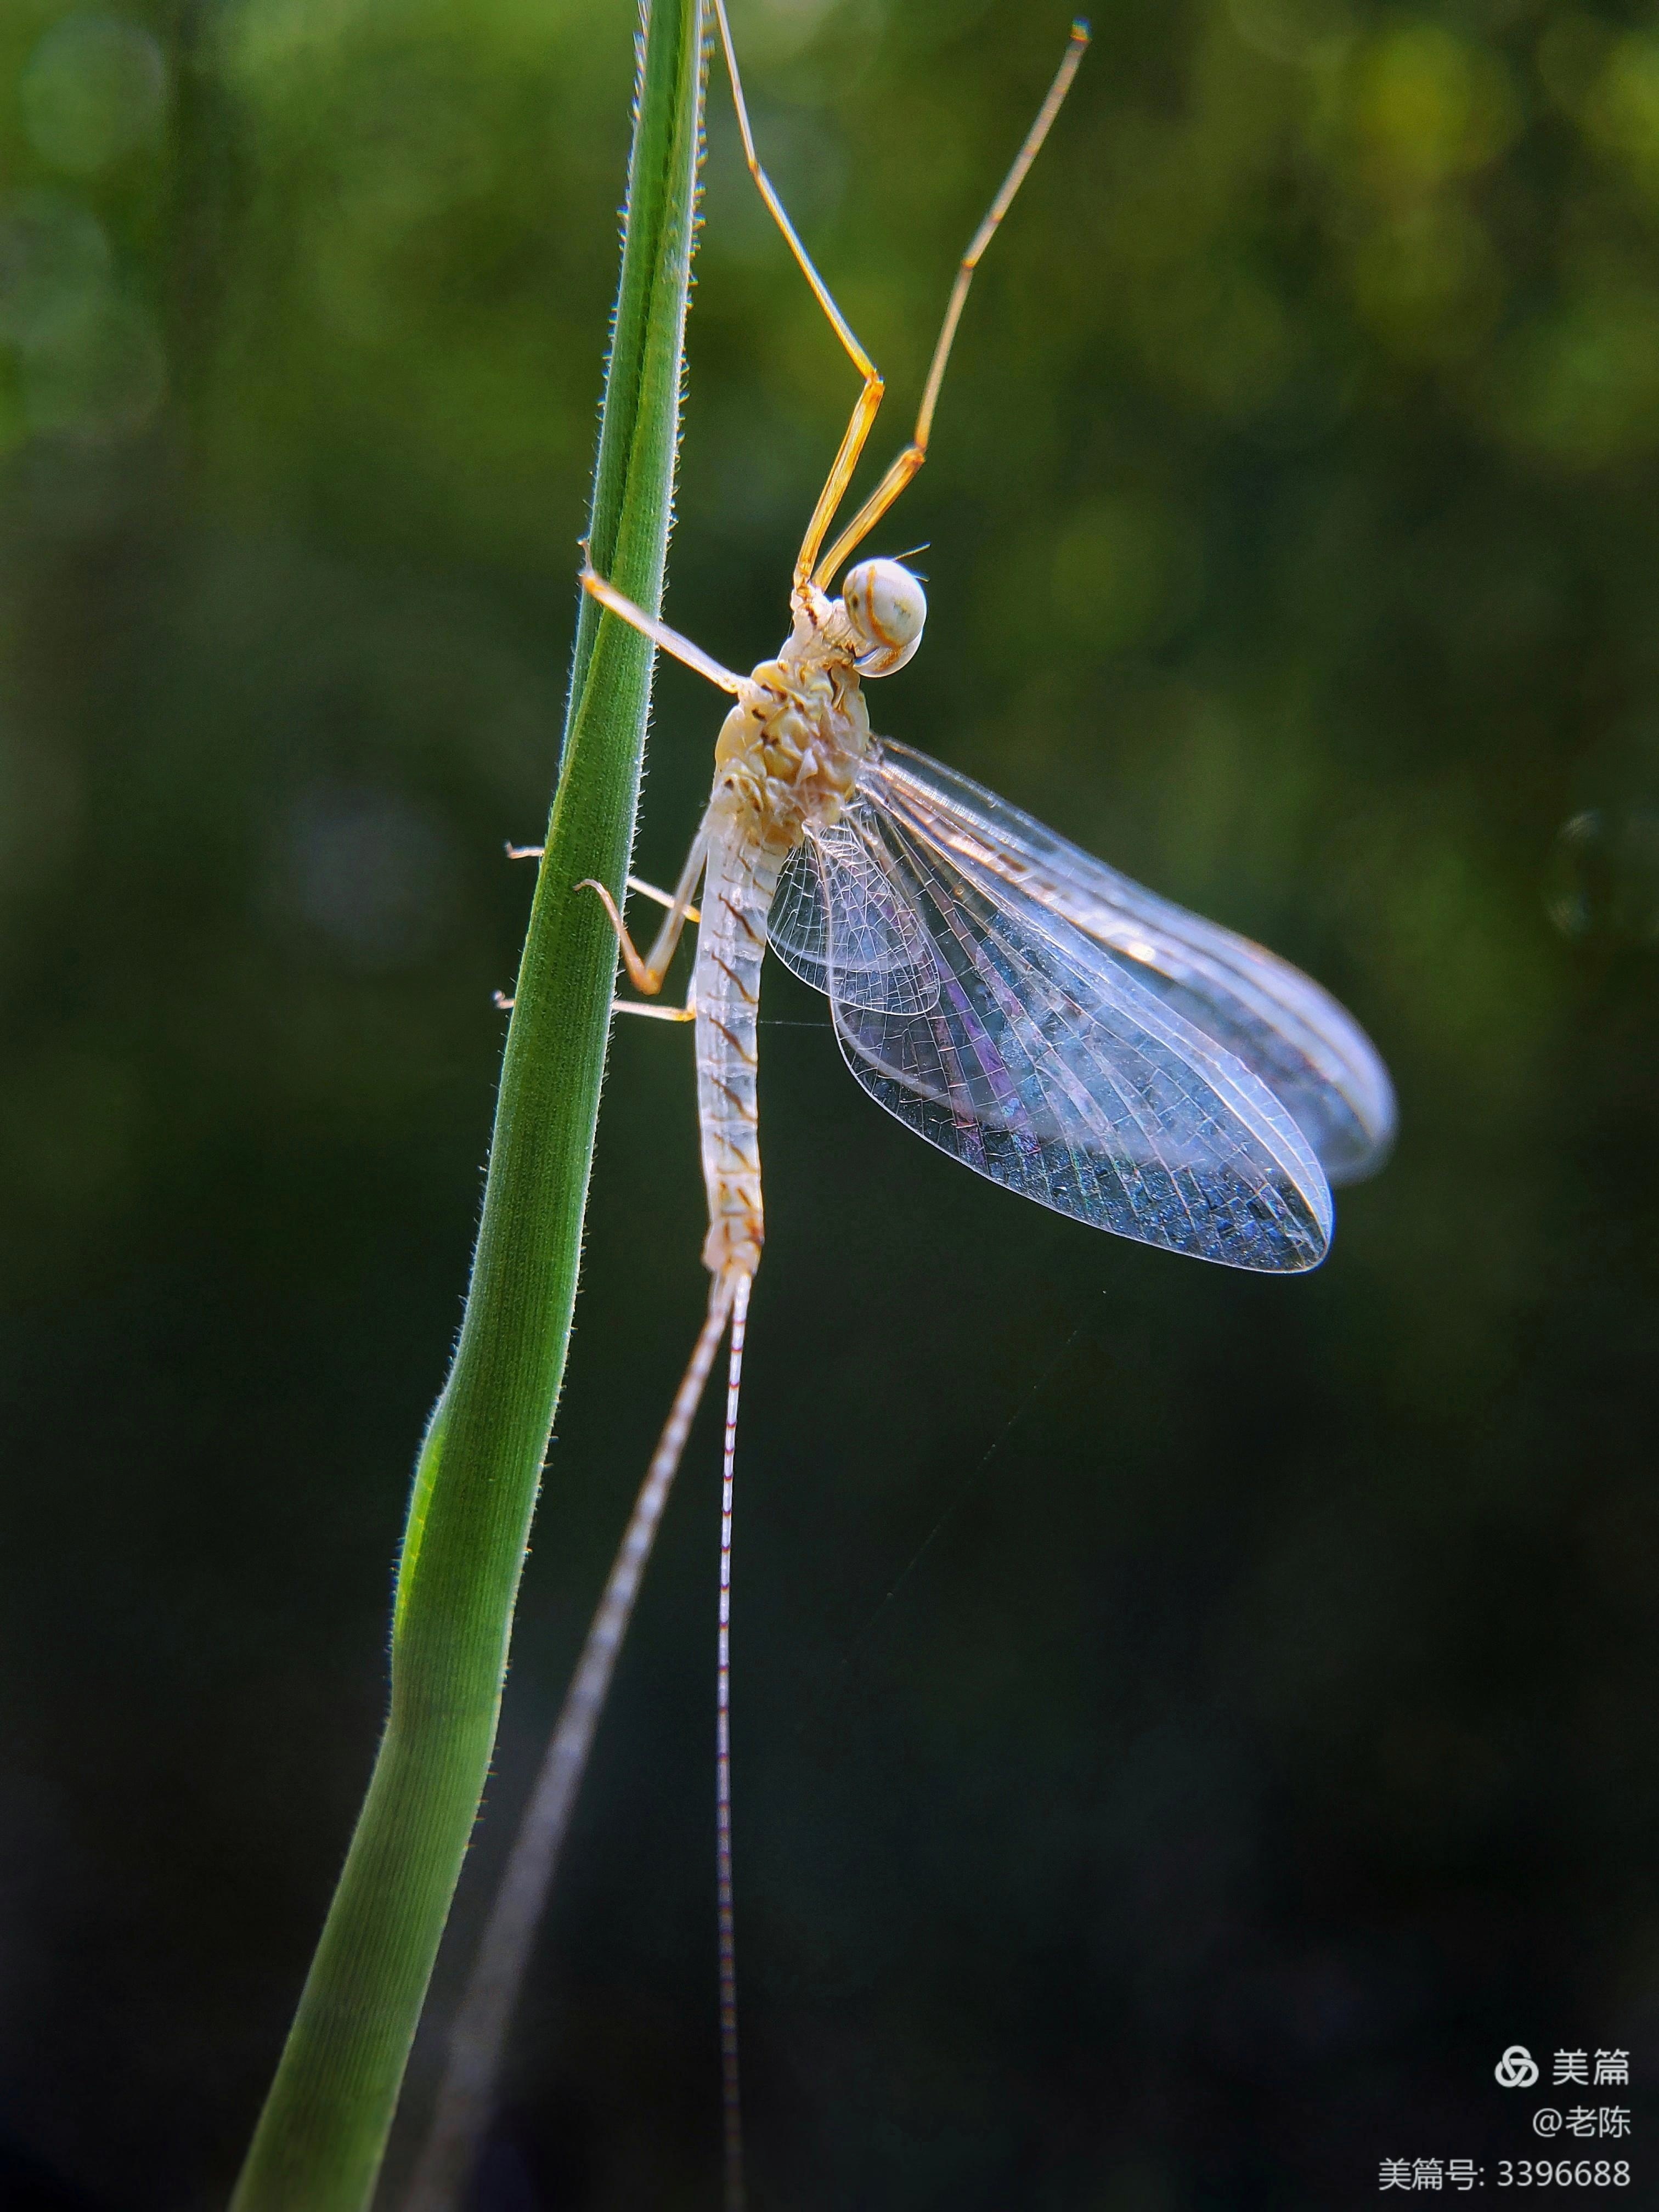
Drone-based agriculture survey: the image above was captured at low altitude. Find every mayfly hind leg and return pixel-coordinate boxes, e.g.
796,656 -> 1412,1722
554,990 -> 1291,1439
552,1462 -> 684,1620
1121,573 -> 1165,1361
608,879 -> 704,1020
495,864 -> 702,1016
580,824 -> 711,999
811,18 -> 1091,588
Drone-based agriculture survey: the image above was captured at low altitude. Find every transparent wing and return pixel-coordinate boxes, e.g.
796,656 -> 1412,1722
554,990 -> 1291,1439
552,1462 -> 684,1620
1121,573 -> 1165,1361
867,740 -> 1396,1187
767,839 -> 831,991
812,797 -> 1334,1272
768,821 -> 941,1015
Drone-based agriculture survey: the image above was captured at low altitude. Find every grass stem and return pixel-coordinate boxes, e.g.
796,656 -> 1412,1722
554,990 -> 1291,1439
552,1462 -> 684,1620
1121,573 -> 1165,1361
229,5 -> 706,2203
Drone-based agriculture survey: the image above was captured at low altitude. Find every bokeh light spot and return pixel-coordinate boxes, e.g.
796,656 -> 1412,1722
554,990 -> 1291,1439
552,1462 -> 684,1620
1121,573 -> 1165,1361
21,295 -> 167,439
1350,24 -> 1522,198
1227,0 -> 1353,70
20,13 -> 170,176
1348,200 -> 1502,362
1584,31 -> 1659,196
0,190 -> 111,349
1051,495 -> 1204,655
1545,808 -> 1659,944
1496,277 -> 1659,466
273,784 -> 456,969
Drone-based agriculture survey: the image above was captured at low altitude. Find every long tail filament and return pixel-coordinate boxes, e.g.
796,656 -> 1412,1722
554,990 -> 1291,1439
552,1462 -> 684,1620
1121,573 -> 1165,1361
718,1269 -> 751,2212
402,1270 -> 741,2212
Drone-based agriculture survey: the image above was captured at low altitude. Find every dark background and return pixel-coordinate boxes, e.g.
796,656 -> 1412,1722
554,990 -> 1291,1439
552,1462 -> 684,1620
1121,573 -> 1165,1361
1,0 -> 1655,2204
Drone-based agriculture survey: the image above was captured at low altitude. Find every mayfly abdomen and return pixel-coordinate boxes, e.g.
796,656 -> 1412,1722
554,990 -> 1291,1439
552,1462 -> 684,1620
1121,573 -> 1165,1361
695,826 -> 788,1279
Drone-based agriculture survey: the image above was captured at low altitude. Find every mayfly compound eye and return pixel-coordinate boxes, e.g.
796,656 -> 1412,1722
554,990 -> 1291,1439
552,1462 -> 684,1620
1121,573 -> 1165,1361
842,559 -> 927,675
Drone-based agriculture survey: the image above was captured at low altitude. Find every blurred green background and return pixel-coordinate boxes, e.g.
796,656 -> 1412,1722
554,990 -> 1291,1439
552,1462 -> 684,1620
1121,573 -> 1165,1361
2,0 -> 1656,2203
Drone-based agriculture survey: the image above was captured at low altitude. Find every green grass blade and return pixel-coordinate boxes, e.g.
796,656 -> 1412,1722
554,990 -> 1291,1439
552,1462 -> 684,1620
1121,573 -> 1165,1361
229,4 -> 706,2204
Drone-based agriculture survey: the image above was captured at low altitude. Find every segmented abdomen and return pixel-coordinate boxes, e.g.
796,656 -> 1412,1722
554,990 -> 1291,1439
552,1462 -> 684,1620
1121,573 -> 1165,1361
694,821 -> 788,1278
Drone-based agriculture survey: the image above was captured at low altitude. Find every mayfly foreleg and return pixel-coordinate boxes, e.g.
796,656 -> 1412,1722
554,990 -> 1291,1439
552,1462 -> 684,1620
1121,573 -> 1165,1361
709,0 -> 887,594
582,560 -> 749,695
812,19 -> 1091,589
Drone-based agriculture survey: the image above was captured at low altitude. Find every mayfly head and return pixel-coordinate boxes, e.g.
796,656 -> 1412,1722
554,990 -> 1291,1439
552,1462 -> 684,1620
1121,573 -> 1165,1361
840,558 -> 927,676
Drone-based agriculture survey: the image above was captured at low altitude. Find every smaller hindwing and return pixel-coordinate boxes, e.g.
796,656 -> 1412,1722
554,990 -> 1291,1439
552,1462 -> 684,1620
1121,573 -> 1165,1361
766,822 -> 941,1016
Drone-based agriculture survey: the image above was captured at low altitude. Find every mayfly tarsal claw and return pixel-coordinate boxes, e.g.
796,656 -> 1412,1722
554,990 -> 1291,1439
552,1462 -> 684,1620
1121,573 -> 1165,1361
504,842 -> 543,860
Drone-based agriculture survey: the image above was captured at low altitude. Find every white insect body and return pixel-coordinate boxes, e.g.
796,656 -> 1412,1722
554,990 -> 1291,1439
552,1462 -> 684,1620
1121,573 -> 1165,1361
604,560 -> 917,1284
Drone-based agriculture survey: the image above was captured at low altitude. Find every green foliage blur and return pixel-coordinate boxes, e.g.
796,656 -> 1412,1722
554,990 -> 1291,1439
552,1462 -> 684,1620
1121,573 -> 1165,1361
1,0 -> 1655,2206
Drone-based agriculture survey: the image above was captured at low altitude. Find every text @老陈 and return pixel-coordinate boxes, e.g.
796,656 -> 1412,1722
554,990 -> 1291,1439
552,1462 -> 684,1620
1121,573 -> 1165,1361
1530,2108 -> 1631,2138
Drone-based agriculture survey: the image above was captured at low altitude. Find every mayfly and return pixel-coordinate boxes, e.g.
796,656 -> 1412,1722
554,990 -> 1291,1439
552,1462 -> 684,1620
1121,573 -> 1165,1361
407,8 -> 1395,2208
